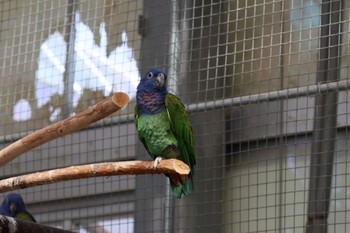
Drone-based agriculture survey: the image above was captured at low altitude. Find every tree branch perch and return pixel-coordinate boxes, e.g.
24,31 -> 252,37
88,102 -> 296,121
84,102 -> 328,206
0,92 -> 129,168
0,159 -> 190,193
0,215 -> 74,233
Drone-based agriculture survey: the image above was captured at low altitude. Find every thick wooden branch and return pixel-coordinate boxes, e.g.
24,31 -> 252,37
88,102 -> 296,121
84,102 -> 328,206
0,215 -> 74,233
0,159 -> 190,193
0,92 -> 129,168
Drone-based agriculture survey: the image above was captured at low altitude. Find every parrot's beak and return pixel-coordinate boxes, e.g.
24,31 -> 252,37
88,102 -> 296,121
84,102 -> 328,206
155,73 -> 165,88
10,203 -> 16,214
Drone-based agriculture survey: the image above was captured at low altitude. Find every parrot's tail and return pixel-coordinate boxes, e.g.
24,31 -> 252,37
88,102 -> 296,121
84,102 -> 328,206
168,174 -> 191,198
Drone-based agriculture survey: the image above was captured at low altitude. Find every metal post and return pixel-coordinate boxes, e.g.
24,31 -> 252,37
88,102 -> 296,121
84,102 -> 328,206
135,1 -> 172,233
63,0 -> 78,118
306,1 -> 342,232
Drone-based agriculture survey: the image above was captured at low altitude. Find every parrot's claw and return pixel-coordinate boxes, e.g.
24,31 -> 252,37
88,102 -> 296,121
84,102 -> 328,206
153,157 -> 163,170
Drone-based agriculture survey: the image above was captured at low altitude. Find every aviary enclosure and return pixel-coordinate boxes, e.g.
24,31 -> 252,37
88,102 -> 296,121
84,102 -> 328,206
0,0 -> 348,232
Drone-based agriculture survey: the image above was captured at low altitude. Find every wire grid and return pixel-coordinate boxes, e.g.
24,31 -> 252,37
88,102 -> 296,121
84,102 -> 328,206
0,0 -> 349,233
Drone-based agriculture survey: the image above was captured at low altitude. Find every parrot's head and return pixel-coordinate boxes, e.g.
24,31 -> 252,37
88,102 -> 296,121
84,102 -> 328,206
0,193 -> 27,217
136,69 -> 168,114
137,68 -> 167,93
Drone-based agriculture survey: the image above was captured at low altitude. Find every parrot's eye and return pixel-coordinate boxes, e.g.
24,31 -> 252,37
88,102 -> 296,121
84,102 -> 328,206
147,72 -> 153,78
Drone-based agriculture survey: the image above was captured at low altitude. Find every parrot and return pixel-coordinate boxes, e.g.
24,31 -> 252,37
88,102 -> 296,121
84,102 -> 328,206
135,68 -> 196,198
0,193 -> 36,222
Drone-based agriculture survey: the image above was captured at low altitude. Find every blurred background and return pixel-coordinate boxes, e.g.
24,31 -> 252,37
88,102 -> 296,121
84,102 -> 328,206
0,0 -> 349,232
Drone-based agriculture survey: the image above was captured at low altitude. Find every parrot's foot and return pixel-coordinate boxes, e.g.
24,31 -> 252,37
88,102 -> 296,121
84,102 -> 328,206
153,157 -> 164,170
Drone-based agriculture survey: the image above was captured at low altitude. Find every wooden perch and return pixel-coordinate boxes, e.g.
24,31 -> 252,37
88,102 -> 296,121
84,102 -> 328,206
0,215 -> 74,233
0,92 -> 129,168
0,159 -> 190,192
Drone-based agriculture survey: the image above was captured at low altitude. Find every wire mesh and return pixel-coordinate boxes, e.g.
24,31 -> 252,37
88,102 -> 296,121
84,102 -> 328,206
0,0 -> 349,233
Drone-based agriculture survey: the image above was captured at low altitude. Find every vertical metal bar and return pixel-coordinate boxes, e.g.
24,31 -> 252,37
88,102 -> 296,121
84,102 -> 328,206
306,1 -> 342,232
164,180 -> 174,233
167,0 -> 180,95
164,2 -> 182,233
278,2 -> 286,232
63,0 -> 78,118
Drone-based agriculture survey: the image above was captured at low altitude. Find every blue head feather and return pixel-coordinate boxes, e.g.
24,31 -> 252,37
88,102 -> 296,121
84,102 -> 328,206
0,193 -> 26,217
136,69 -> 168,114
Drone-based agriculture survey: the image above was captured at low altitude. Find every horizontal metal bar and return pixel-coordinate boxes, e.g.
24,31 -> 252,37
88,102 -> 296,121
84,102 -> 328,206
186,79 -> 350,113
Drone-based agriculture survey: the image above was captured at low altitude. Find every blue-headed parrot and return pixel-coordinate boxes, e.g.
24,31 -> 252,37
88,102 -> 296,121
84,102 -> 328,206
0,193 -> 36,222
135,68 -> 196,198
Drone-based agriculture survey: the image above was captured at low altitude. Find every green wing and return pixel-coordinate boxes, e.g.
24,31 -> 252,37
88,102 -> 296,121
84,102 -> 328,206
15,211 -> 36,222
165,94 -> 196,175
